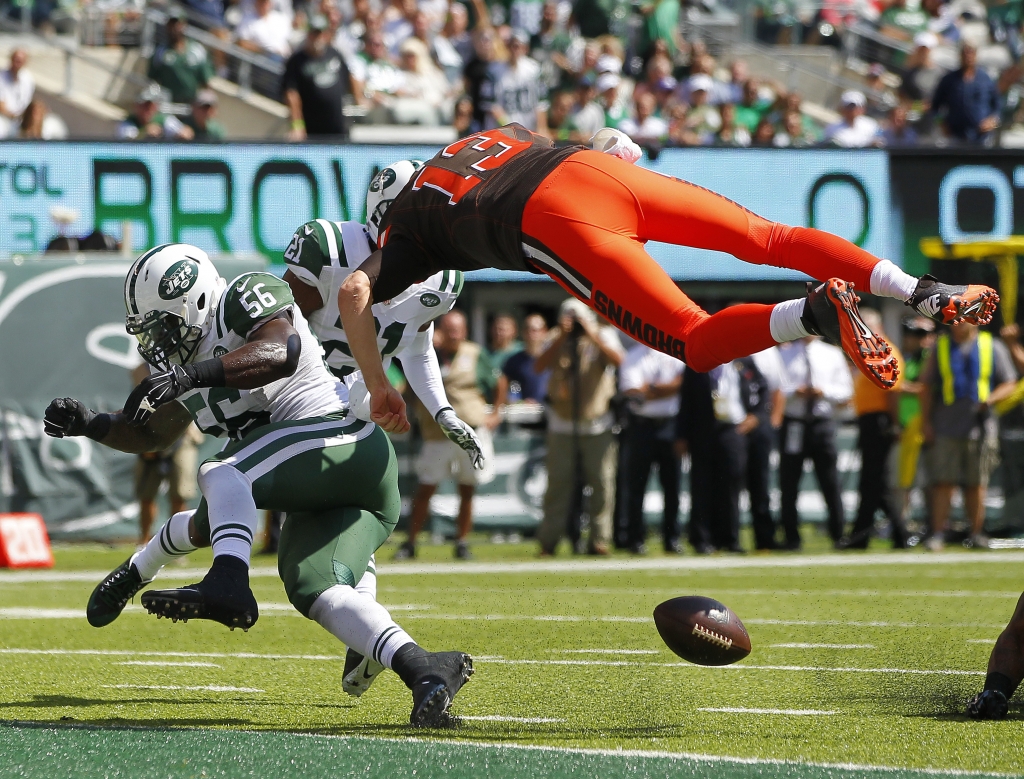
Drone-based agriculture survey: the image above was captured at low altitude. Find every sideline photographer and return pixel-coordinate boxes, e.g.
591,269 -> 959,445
534,298 -> 624,555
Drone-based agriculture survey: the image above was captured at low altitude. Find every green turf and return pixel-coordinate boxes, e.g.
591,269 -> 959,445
2,535 -> 1023,777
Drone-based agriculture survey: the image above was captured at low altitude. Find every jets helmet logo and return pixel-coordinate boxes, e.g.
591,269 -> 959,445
158,259 -> 200,300
369,168 -> 397,193
420,293 -> 441,308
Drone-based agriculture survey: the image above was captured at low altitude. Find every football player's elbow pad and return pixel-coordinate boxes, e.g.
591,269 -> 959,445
590,128 -> 643,164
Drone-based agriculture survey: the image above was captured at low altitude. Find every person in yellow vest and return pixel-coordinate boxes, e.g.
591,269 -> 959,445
920,322 -> 1017,551
397,309 -> 498,560
894,317 -> 935,524
841,309 -> 908,549
534,298 -> 625,555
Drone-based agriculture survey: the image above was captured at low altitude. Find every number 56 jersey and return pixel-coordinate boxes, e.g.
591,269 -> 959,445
175,271 -> 347,439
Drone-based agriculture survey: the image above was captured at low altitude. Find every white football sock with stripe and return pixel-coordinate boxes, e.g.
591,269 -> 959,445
309,584 -> 415,668
769,298 -> 811,343
198,462 -> 256,566
131,510 -> 198,581
355,556 -> 377,601
869,259 -> 918,301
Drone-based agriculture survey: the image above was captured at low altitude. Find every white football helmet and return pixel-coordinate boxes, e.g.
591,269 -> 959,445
124,243 -> 224,369
365,159 -> 423,243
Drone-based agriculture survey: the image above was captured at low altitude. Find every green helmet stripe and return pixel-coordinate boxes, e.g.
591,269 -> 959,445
331,221 -> 349,268
452,271 -> 464,297
440,269 -> 451,293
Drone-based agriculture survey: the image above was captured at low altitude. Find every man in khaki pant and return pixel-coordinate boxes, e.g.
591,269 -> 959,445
535,298 -> 624,555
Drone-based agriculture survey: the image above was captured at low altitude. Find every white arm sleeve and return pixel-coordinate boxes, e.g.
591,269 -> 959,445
401,324 -> 451,419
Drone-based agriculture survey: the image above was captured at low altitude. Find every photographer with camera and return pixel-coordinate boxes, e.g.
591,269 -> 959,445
534,298 -> 624,556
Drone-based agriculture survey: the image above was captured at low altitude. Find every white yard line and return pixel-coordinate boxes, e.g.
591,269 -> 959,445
698,707 -> 838,715
0,648 -> 342,661
771,643 -> 876,649
5,550 -> 1024,584
103,684 -> 263,693
967,639 -> 997,644
460,715 -> 565,724
555,649 -> 660,655
115,661 -> 221,668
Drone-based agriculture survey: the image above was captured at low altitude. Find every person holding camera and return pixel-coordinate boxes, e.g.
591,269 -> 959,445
535,298 -> 624,555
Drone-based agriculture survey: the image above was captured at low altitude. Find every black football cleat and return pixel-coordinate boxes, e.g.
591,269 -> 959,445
908,276 -> 999,327
966,690 -> 1009,720
87,557 -> 151,627
141,560 -> 258,631
410,651 -> 474,728
803,278 -> 899,390
342,648 -> 385,697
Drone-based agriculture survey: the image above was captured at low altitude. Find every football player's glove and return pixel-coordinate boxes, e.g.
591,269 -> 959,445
435,407 -> 485,469
44,397 -> 94,438
124,364 -> 198,425
590,127 -> 643,164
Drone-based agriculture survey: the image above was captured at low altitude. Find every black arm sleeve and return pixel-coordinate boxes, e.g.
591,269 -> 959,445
364,239 -> 433,303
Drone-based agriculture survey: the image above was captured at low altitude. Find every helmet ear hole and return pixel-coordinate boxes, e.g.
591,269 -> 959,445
197,293 -> 207,310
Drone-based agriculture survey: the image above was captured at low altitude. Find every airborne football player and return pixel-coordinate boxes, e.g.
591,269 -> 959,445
336,123 -> 999,437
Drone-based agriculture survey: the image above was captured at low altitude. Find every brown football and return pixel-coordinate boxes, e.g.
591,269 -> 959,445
653,595 -> 751,666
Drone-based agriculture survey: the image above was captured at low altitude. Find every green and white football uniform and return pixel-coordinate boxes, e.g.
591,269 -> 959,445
283,219 -> 462,418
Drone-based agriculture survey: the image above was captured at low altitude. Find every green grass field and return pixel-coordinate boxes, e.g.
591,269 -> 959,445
2,536 -> 1023,778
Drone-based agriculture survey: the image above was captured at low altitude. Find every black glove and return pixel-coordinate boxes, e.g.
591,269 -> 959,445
123,364 -> 198,426
43,398 -> 110,440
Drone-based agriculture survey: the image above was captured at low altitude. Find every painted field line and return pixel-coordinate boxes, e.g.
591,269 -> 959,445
555,649 -> 660,654
460,715 -> 565,724
698,707 -> 837,716
771,643 -> 876,649
115,661 -> 221,668
6,549 -> 1024,584
967,639 -> 996,644
103,684 -> 263,693
299,733 -> 1018,778
0,649 -> 342,661
0,608 -> 82,619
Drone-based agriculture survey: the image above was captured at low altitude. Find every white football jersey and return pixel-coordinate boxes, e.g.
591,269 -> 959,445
173,271 -> 347,439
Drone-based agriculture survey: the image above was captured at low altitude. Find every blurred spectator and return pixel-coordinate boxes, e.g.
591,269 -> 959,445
881,104 -> 919,146
283,14 -> 352,139
595,72 -> 628,127
721,60 -> 750,104
184,89 -> 226,140
488,313 -> 523,369
824,90 -> 881,147
570,76 -> 605,138
0,49 -> 33,139
895,317 -> 935,522
547,89 -> 576,140
714,103 -> 752,146
464,27 -> 503,133
743,348 -> 787,551
988,0 -> 1024,60
638,0 -> 682,59
490,29 -> 547,131
118,84 -> 193,140
530,1 -> 575,91
500,313 -> 551,404
900,32 -> 944,107
865,63 -> 899,119
535,298 -> 624,556
354,30 -> 406,122
618,92 -> 669,145
734,79 -> 772,132
382,0 -> 417,56
19,98 -> 68,139
434,3 -> 472,85
509,0 -> 545,36
148,8 -> 214,105
393,37 -> 452,125
631,52 -> 673,105
751,116 -> 777,146
842,310 -> 908,549
573,0 -> 628,39
677,74 -> 720,144
618,343 -> 684,555
931,43 -> 1001,144
920,322 -> 1016,550
879,0 -> 930,41
778,337 -> 853,550
400,310 -> 497,561
773,110 -> 815,147
453,93 -> 474,134
237,0 -> 293,60
923,0 -> 959,42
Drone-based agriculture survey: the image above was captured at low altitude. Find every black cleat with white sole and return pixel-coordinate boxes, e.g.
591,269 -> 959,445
908,275 -> 999,327
966,690 -> 1009,720
141,555 -> 258,631
87,557 -> 151,627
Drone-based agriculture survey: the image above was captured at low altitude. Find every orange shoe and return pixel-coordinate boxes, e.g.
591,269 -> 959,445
907,275 -> 999,326
803,279 -> 900,390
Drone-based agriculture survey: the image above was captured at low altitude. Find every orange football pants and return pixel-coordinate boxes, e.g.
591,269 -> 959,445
520,150 -> 881,371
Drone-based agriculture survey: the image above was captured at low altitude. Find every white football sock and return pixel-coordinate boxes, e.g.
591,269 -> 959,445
355,555 -> 377,601
130,510 -> 197,581
309,584 -> 416,668
869,259 -> 918,302
198,462 -> 256,566
769,298 -> 811,343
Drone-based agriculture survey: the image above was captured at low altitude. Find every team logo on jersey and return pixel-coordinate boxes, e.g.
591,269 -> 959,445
213,346 -> 228,358
419,292 -> 441,308
369,168 -> 396,192
158,259 -> 199,300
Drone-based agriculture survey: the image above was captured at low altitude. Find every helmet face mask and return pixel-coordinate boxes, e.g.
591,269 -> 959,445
124,243 -> 223,370
365,159 -> 423,243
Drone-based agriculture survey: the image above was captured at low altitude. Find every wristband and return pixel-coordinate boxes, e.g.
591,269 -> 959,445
84,412 -> 112,442
291,119 -> 305,130
185,357 -> 226,388
434,406 -> 455,422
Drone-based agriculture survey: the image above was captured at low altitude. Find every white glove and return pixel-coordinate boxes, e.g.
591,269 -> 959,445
590,127 -> 643,164
435,407 -> 485,469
